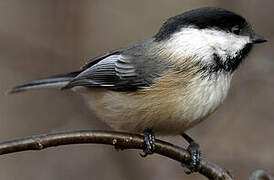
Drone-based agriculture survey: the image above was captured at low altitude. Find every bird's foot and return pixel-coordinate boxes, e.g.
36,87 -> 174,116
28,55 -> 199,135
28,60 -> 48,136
181,133 -> 202,174
139,129 -> 155,157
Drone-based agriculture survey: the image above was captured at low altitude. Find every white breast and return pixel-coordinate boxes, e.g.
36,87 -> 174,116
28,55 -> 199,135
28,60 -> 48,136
80,71 -> 232,135
176,73 -> 232,128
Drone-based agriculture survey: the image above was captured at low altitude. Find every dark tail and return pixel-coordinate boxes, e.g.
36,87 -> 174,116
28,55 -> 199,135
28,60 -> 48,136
8,71 -> 81,94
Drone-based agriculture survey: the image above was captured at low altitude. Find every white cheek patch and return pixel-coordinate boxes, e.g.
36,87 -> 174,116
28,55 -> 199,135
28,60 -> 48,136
204,29 -> 251,60
161,27 -> 251,65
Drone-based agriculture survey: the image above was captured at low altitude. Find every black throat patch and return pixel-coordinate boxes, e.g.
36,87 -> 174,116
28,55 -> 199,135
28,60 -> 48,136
199,43 -> 253,74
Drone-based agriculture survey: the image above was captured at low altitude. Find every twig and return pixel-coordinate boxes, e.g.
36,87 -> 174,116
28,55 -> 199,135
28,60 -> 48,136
249,170 -> 273,180
0,130 -> 271,180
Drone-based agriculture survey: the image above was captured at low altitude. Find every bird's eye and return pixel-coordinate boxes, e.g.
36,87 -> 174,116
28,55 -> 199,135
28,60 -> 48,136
231,26 -> 240,35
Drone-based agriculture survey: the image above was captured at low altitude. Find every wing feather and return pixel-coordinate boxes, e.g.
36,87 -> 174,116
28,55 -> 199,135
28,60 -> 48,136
64,54 -> 150,91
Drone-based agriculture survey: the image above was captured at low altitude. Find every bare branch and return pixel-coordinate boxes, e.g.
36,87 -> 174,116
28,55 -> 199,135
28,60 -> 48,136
0,130 -> 271,180
249,170 -> 273,180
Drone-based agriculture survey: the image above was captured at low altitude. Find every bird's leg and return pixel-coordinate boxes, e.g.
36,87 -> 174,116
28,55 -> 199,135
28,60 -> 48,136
181,133 -> 202,174
139,129 -> 155,157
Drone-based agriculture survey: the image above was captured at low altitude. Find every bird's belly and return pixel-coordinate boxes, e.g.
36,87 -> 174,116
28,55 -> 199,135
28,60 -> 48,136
83,74 -> 231,135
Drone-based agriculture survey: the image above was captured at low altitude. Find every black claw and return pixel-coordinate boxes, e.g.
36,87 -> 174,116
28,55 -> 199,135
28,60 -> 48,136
181,133 -> 202,174
140,129 -> 155,157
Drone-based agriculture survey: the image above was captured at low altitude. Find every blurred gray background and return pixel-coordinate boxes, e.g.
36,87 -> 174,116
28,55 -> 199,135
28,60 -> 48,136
0,0 -> 273,180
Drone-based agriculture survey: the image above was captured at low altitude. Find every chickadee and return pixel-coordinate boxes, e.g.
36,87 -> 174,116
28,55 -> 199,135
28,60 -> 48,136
9,7 -> 267,172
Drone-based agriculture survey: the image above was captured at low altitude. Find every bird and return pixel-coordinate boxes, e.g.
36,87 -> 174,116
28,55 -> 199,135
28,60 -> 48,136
9,7 -> 267,173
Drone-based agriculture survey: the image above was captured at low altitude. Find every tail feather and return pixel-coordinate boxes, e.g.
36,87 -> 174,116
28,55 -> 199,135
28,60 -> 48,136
8,71 -> 80,94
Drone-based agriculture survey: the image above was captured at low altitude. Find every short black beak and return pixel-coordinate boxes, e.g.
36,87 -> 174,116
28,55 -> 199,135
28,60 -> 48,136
252,33 -> 267,44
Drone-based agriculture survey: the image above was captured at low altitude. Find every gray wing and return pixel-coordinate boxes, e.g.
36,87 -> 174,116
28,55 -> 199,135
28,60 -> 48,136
64,53 -> 164,91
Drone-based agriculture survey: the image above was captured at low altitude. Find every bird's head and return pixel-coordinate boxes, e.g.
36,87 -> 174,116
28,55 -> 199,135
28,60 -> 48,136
154,7 -> 267,73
